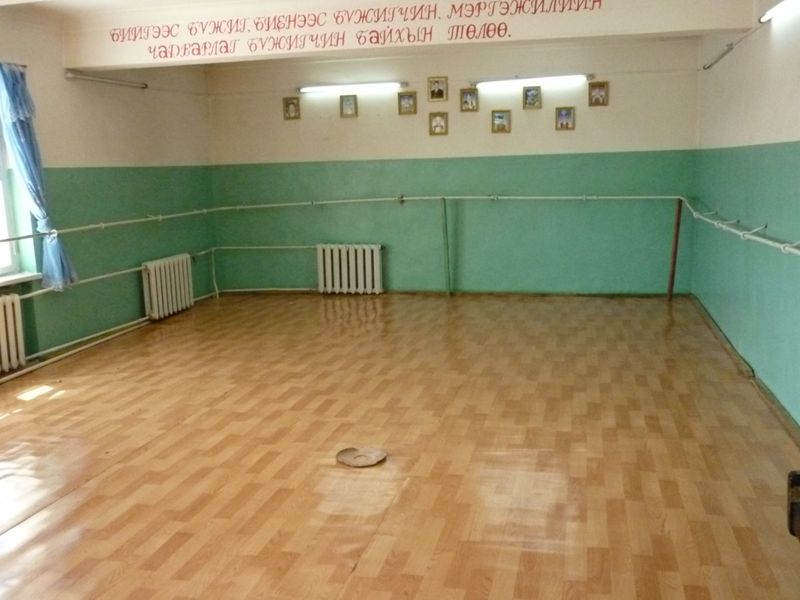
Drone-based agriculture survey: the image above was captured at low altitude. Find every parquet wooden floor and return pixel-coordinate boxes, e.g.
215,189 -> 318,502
0,294 -> 798,599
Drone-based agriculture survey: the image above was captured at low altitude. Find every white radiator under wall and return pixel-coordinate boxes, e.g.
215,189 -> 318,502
142,254 -> 194,320
0,294 -> 25,373
317,244 -> 383,294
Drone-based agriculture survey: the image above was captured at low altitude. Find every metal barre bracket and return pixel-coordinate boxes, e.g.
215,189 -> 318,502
740,224 -> 767,239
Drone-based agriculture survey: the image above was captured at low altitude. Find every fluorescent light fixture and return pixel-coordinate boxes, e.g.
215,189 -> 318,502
476,74 -> 588,92
759,0 -> 800,23
299,81 -> 404,95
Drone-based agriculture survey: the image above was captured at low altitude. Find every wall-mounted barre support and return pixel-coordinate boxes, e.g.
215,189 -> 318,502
7,194 -> 799,303
682,197 -> 800,258
667,197 -> 683,302
0,195 -> 682,246
441,198 -> 451,297
740,225 -> 767,239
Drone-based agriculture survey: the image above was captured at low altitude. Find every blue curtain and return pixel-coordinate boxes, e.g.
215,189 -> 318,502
0,63 -> 76,290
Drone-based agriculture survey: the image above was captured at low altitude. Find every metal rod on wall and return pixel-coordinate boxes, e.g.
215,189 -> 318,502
0,195 -> 685,246
667,197 -> 683,301
441,197 -> 452,296
64,69 -> 148,89
211,249 -> 220,299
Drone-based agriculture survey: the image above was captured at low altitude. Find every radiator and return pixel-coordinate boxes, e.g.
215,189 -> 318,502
0,294 -> 25,373
142,254 -> 194,320
317,244 -> 383,294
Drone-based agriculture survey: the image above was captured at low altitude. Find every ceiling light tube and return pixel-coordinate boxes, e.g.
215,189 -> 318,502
298,82 -> 405,95
759,0 -> 800,23
476,74 -> 589,92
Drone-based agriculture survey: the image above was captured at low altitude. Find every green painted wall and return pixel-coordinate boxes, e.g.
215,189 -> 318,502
10,145 -> 798,437
21,167 -> 215,353
691,141 -> 800,425
15,150 -> 696,361
212,151 -> 694,294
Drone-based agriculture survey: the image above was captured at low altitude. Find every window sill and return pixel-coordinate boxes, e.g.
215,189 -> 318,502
0,271 -> 41,288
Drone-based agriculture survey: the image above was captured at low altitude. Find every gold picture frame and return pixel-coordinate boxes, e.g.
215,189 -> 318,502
522,86 -> 542,110
556,106 -> 575,130
398,91 -> 417,115
340,94 -> 358,118
589,81 -> 609,106
491,110 -> 511,133
283,96 -> 301,120
428,76 -> 448,102
460,88 -> 479,112
429,112 -> 448,135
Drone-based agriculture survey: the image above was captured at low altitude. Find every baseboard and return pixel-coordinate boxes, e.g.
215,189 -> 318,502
752,377 -> 800,449
689,295 -> 800,448
688,295 -> 755,378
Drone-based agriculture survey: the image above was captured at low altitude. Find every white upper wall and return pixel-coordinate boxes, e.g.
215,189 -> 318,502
57,0 -> 753,70
7,0 -> 793,168
0,6 -> 211,167
698,6 -> 800,148
209,36 -> 699,164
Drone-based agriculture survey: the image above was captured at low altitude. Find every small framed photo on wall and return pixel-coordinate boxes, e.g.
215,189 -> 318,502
340,94 -> 358,118
556,106 -> 575,130
429,112 -> 448,135
283,97 -> 301,120
460,88 -> 479,112
428,76 -> 448,102
589,81 -> 609,106
491,110 -> 511,133
398,91 -> 417,115
522,86 -> 542,109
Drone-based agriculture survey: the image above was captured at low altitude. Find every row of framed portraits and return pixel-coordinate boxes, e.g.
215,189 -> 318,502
399,80 -> 609,114
427,107 -> 577,136
282,78 -> 608,121
419,77 -> 609,108
283,93 -> 577,133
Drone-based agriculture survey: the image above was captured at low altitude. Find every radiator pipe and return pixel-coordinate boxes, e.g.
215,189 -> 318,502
0,319 -> 149,385
441,197 -> 452,296
27,318 -> 150,360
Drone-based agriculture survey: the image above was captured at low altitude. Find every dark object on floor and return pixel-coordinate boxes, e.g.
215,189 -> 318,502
789,471 -> 800,538
336,447 -> 387,468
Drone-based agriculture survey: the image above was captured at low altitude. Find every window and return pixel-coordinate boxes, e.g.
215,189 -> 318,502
0,130 -> 20,276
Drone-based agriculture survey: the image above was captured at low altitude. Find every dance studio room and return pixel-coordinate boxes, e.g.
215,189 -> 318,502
0,0 -> 799,597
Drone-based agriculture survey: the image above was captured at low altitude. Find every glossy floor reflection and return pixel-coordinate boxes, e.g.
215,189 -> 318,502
0,294 -> 798,599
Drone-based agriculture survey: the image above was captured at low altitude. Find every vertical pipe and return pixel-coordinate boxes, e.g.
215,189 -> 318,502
441,197 -> 452,296
211,249 -> 220,299
667,197 -> 683,301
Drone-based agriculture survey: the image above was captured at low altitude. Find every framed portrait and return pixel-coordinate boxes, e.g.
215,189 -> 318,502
491,110 -> 511,133
460,88 -> 479,112
283,96 -> 301,120
522,86 -> 542,110
398,91 -> 417,115
589,81 -> 609,106
555,106 -> 575,130
429,112 -> 448,135
428,76 -> 448,102
340,94 -> 358,118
